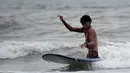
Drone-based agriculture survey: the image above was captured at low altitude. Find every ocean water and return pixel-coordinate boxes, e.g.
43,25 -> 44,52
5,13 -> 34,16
0,0 -> 130,73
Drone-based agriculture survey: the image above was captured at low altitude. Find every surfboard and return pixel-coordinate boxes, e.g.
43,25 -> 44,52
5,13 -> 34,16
42,54 -> 100,64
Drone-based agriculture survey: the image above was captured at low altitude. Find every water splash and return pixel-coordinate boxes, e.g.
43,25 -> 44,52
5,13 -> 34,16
0,41 -> 72,59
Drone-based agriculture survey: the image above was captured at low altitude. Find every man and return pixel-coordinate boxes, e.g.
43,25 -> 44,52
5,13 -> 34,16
58,15 -> 99,58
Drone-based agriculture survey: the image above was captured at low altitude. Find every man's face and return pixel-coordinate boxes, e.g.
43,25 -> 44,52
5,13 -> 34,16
82,22 -> 90,29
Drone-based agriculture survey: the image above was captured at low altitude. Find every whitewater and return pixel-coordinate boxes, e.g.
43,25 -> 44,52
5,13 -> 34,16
0,0 -> 130,73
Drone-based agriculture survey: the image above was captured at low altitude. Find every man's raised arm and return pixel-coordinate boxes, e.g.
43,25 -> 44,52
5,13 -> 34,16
58,15 -> 83,32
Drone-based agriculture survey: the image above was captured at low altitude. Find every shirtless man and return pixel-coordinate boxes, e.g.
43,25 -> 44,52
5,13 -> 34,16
58,14 -> 99,58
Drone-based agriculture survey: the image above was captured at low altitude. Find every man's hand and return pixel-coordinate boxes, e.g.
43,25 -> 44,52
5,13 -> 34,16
80,44 -> 87,48
58,15 -> 64,21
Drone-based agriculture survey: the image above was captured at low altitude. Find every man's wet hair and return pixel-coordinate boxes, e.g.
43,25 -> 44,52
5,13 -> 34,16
80,14 -> 92,24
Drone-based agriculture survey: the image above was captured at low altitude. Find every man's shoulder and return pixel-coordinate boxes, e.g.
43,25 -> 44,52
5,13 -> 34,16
89,27 -> 95,31
88,28 -> 96,33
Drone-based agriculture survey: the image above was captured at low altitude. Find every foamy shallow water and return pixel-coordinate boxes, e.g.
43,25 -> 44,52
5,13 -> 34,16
1,69 -> 130,73
0,0 -> 130,73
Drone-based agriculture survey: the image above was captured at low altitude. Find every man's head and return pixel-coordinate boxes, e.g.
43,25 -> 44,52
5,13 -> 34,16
80,14 -> 92,29
80,14 -> 92,25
